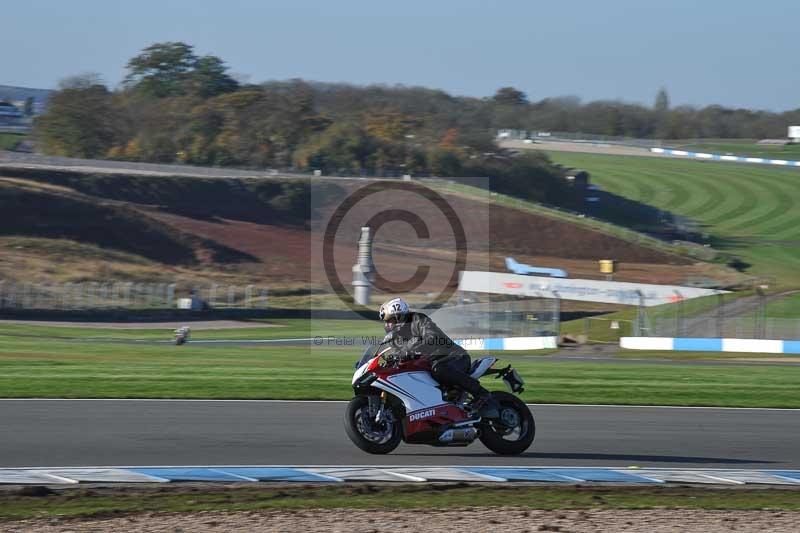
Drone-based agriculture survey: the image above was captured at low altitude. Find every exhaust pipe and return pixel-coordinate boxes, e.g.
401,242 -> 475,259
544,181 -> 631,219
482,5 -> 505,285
439,427 -> 478,443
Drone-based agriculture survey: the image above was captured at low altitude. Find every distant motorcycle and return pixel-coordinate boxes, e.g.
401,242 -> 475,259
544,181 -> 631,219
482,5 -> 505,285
174,326 -> 191,345
345,339 -> 534,455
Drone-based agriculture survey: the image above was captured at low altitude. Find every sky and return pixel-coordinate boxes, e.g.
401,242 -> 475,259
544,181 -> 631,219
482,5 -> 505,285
3,0 -> 799,111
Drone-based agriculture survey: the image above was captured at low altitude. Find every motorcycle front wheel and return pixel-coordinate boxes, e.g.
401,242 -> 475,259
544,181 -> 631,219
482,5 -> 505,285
478,391 -> 535,455
344,395 -> 402,454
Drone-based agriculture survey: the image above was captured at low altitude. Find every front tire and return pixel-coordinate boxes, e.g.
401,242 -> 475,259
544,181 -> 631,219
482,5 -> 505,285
344,396 -> 402,455
478,391 -> 535,455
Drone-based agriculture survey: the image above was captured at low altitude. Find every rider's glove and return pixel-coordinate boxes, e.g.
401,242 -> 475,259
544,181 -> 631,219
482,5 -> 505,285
399,351 -> 421,362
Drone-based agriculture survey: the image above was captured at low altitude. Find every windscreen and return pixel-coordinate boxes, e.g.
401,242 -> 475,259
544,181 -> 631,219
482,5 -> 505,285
356,344 -> 379,368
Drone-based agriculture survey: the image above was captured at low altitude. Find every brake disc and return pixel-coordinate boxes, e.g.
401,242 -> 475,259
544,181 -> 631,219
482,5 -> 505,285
500,407 -> 521,428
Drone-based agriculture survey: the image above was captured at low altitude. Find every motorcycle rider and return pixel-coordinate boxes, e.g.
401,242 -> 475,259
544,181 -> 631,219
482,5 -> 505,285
378,297 -> 493,411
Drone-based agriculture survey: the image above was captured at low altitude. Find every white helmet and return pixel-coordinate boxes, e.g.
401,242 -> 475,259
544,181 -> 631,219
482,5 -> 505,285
378,297 -> 409,333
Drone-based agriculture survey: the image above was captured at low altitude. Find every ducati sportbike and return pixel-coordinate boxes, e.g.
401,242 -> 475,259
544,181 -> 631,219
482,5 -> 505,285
345,339 -> 535,455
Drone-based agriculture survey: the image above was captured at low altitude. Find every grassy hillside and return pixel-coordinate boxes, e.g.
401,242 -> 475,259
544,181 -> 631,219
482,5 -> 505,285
543,151 -> 800,288
0,167 -> 737,300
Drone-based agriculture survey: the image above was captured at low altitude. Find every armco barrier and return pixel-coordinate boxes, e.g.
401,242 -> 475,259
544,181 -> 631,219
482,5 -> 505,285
651,147 -> 800,168
621,337 -> 800,353
455,336 -> 558,351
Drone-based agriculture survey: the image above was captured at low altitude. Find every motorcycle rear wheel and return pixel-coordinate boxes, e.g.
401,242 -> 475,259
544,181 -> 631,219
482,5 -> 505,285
478,391 -> 535,455
344,396 -> 402,454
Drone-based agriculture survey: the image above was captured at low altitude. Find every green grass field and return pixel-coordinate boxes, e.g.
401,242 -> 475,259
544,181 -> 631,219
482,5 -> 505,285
767,292 -> 800,318
544,151 -> 800,287
0,318 -> 379,341
0,323 -> 798,406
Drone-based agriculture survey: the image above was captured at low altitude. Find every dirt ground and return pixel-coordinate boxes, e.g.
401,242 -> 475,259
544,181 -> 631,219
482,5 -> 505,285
4,508 -> 799,532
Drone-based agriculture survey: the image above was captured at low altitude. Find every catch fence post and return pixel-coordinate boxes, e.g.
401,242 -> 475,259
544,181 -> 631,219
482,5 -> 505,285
124,283 -> 133,307
167,284 -> 175,308
553,290 -> 561,337
7,283 -> 16,308
88,282 -> 99,309
148,284 -> 157,308
755,286 -> 767,339
636,290 -> 647,337
260,288 -> 269,309
72,283 -> 81,309
228,285 -> 236,308
674,290 -> 683,337
22,283 -> 32,309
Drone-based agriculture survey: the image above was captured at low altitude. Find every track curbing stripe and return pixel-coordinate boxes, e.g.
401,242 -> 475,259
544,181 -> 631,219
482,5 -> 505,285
1,467 -> 798,485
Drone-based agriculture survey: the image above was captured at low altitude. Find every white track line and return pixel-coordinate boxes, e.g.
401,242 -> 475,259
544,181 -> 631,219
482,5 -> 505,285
0,399 -> 798,411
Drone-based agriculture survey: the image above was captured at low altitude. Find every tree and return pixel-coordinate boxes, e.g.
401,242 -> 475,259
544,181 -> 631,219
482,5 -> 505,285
123,42 -> 237,99
654,87 -> 671,139
654,87 -> 670,113
36,74 -> 119,158
59,72 -> 106,90
124,42 -> 197,97
293,123 -> 375,174
427,147 -> 463,176
492,87 -> 529,106
363,110 -> 417,142
189,55 -> 239,98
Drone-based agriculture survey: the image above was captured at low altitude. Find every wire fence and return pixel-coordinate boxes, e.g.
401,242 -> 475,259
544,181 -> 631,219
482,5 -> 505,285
582,317 -> 635,344
638,290 -> 800,340
430,296 -> 560,339
0,281 -> 269,310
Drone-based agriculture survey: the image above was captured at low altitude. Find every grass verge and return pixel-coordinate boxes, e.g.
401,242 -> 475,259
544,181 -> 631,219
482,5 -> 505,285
0,319 -> 379,341
0,328 -> 798,405
1,484 -> 800,520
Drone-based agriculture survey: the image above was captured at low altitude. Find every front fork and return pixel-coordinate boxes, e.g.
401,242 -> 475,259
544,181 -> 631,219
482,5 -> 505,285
368,391 -> 388,424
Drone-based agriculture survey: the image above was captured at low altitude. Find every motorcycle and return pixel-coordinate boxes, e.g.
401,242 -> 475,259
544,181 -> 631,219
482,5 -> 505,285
345,339 -> 535,455
174,326 -> 191,345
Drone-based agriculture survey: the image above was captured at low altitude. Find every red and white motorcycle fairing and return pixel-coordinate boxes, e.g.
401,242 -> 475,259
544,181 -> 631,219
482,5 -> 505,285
352,352 -> 497,444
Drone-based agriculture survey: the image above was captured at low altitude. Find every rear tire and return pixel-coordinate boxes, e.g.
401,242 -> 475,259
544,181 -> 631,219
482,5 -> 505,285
478,391 -> 535,455
344,396 -> 402,455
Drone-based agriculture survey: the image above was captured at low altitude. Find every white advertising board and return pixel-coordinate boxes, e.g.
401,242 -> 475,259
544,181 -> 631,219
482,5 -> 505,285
789,126 -> 800,140
458,271 -> 725,306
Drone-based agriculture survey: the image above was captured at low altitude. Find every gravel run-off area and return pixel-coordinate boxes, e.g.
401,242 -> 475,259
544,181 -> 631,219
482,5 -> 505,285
4,508 -> 800,532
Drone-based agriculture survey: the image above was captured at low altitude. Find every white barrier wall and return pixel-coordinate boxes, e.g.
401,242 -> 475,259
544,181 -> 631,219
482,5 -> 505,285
621,337 -> 800,354
651,147 -> 800,168
455,336 -> 558,351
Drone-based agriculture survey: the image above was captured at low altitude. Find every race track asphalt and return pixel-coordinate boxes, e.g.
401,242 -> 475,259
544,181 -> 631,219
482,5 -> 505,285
0,400 -> 797,469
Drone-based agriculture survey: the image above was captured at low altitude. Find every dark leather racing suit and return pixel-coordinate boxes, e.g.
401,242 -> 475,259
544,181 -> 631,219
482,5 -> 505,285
394,312 -> 489,399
